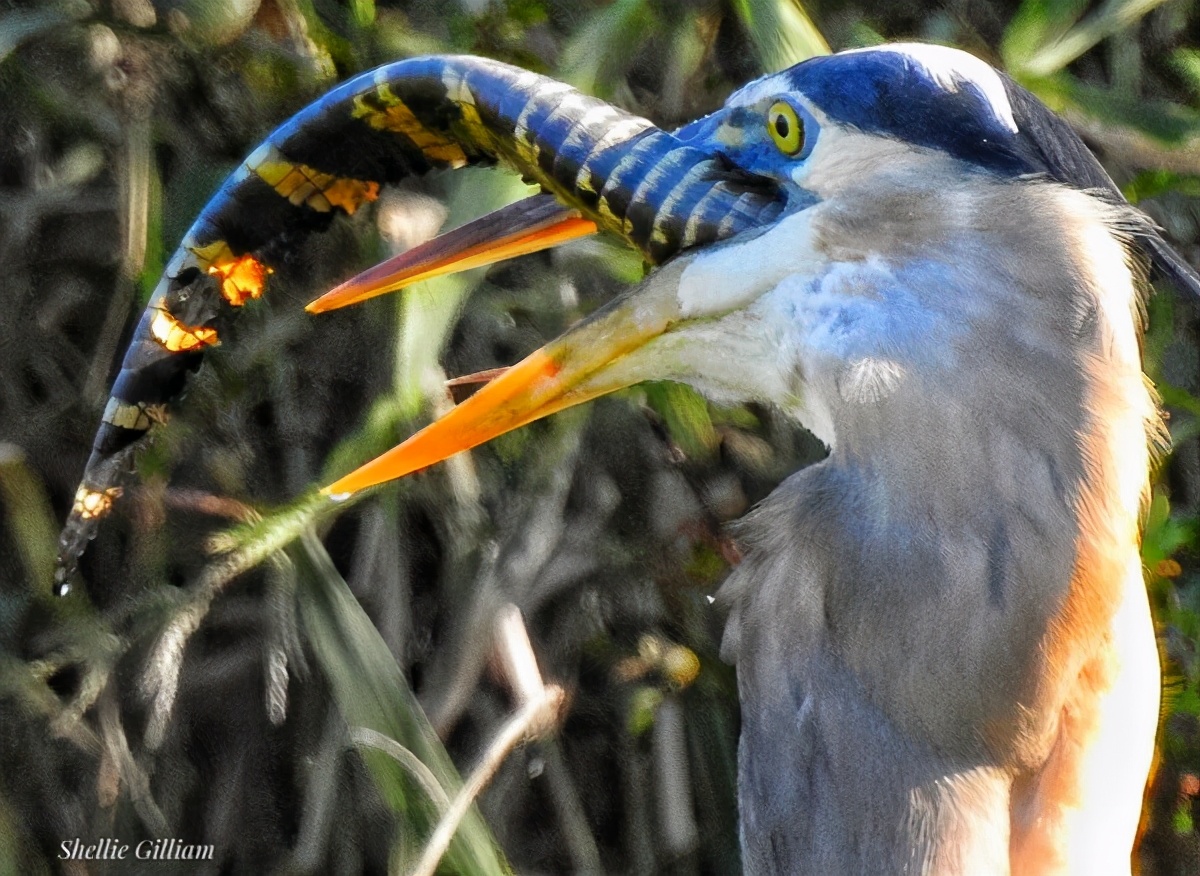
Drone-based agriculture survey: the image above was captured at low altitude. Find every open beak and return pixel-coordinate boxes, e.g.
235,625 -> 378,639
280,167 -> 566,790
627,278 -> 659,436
307,96 -> 786,497
322,258 -> 691,496
307,194 -> 597,313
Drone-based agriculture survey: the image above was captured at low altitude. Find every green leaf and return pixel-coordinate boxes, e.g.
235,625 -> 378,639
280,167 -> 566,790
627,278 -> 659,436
1158,382 -> 1200,419
1142,290 -> 1175,382
1123,169 -> 1200,204
685,543 -> 728,584
137,143 -> 165,304
1171,48 -> 1200,99
1005,0 -> 1172,78
731,0 -> 830,72
291,532 -> 508,875
1141,490 -> 1199,569
644,382 -> 719,461
845,22 -> 886,48
559,0 -> 657,96
0,446 -> 57,594
1172,798 -> 1195,835
349,0 -> 376,29
1172,686 -> 1200,717
627,686 -> 663,736
1002,0 -> 1090,71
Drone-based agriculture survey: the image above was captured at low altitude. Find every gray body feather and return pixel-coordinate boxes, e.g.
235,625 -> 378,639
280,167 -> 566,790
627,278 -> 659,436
717,161 -> 1160,874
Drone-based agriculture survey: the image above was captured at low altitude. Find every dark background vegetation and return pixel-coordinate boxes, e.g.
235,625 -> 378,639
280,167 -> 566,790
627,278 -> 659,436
2,0 -> 1200,872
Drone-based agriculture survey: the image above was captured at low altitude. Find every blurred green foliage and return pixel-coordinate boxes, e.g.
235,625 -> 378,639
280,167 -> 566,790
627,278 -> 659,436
2,0 -> 1200,872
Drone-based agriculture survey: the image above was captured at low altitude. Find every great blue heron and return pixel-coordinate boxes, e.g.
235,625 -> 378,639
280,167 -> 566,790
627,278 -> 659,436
60,43 -> 1193,873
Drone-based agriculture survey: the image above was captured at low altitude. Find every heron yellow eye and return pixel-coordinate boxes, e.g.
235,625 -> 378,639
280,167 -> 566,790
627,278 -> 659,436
767,101 -> 803,156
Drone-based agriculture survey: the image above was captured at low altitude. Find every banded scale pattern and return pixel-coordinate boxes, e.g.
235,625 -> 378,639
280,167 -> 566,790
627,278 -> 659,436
57,55 -> 786,591
453,62 -> 785,259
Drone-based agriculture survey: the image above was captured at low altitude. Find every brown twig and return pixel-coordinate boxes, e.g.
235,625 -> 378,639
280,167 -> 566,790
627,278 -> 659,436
407,683 -> 565,876
408,605 -> 566,876
162,488 -> 260,523
445,366 -> 509,387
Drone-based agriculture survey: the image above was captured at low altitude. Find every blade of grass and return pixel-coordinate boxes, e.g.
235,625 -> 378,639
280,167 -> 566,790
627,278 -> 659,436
559,0 -> 656,96
643,383 -> 719,462
1009,0 -> 1172,78
731,0 -> 829,72
1001,0 -> 1090,71
291,531 -> 508,876
0,444 -> 57,594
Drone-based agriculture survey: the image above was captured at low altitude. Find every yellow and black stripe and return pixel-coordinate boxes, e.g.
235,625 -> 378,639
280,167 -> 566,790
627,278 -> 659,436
56,55 -> 785,593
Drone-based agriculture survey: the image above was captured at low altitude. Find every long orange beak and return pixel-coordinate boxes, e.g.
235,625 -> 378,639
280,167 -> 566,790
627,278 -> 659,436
321,258 -> 692,497
306,194 -> 597,313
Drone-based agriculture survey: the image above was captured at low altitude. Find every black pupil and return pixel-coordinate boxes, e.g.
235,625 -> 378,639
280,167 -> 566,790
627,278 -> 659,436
774,113 -> 790,139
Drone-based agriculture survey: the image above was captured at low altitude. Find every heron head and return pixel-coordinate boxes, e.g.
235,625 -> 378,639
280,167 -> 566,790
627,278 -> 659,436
320,44 -> 1146,496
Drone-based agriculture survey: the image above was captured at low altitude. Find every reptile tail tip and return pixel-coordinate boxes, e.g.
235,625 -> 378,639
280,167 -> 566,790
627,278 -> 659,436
54,480 -> 125,597
54,508 -> 98,597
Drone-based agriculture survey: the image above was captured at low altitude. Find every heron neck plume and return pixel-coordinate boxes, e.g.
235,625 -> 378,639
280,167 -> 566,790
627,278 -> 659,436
720,171 -> 1160,874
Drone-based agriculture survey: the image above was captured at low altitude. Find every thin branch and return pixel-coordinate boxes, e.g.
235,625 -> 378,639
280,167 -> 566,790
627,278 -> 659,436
162,488 -> 260,523
98,689 -> 168,835
406,683 -> 565,876
493,603 -> 545,707
445,366 -> 508,387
